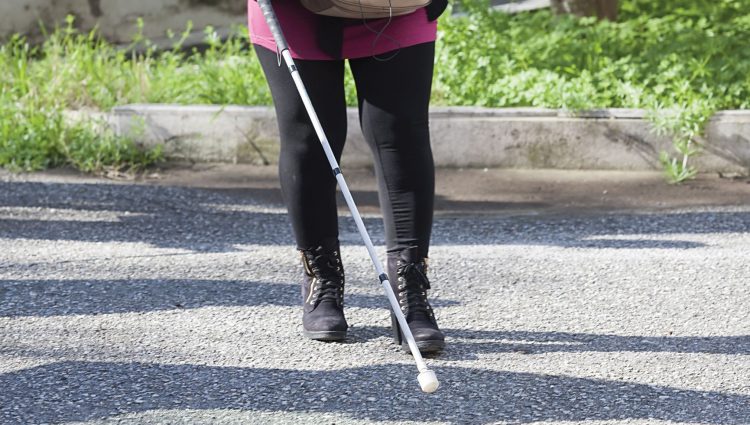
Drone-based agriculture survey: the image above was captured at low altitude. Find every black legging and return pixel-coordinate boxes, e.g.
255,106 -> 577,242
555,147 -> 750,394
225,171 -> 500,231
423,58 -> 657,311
255,42 -> 435,258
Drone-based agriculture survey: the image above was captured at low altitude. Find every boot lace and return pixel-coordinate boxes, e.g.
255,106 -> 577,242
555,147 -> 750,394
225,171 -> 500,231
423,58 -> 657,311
396,262 -> 434,319
305,250 -> 344,306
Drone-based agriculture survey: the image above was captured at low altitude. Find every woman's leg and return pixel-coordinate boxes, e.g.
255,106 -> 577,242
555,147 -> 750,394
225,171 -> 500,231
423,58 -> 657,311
254,45 -> 348,250
255,45 -> 349,341
349,42 -> 436,259
349,42 -> 444,353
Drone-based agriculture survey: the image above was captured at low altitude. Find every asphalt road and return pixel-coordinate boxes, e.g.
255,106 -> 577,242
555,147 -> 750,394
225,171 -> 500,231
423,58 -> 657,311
1,168 -> 748,424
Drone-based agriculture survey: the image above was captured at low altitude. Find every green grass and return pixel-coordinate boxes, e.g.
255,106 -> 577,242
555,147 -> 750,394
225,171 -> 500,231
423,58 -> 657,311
1,1 -> 749,180
435,0 -> 750,181
0,102 -> 161,173
1,29 -> 150,173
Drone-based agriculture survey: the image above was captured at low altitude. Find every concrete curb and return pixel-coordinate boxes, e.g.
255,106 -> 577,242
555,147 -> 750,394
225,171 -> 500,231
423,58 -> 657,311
109,105 -> 750,172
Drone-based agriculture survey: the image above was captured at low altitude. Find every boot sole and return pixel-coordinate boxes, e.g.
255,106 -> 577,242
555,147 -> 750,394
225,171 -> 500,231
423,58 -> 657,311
391,313 -> 445,354
302,330 -> 347,341
401,339 -> 445,354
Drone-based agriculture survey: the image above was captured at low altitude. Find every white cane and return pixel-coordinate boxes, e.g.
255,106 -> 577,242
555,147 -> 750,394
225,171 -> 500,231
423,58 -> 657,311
256,0 -> 439,393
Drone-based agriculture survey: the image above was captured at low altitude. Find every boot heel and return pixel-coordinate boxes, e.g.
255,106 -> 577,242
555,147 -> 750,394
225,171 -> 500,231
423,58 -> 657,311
390,312 -> 403,346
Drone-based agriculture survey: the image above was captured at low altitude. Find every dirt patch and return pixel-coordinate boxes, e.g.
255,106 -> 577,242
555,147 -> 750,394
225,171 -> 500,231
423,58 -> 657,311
134,163 -> 750,217
5,163 -> 748,217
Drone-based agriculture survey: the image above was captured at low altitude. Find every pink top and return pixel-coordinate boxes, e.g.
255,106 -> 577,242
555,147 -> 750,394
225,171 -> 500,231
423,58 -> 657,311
247,0 -> 437,60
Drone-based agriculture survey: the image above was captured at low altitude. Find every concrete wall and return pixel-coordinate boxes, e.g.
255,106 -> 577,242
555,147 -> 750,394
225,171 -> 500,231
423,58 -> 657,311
108,105 -> 750,173
0,0 -> 247,45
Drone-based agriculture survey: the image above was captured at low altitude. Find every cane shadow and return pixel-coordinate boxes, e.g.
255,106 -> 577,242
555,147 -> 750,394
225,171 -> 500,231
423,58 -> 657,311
1,361 -> 747,424
414,328 -> 750,359
0,278 -> 460,318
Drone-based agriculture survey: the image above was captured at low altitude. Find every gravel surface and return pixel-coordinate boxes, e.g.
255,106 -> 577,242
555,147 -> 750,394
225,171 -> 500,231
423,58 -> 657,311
0,172 -> 748,424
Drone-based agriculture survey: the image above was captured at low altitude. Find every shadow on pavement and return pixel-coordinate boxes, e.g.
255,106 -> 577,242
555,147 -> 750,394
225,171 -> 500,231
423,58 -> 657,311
434,328 -> 750,357
300,326 -> 750,357
2,181 -> 749,251
0,182 -> 294,252
1,361 -> 747,424
0,279 -> 460,318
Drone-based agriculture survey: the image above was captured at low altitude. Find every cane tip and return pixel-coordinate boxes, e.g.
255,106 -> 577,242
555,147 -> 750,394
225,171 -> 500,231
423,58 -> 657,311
418,369 -> 439,393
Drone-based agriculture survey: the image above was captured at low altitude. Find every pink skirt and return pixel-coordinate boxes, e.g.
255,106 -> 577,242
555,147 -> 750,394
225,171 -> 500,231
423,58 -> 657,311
247,0 -> 438,60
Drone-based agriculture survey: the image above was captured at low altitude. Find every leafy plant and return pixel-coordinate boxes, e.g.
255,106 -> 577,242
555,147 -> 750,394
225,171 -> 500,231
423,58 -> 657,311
649,100 -> 713,183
